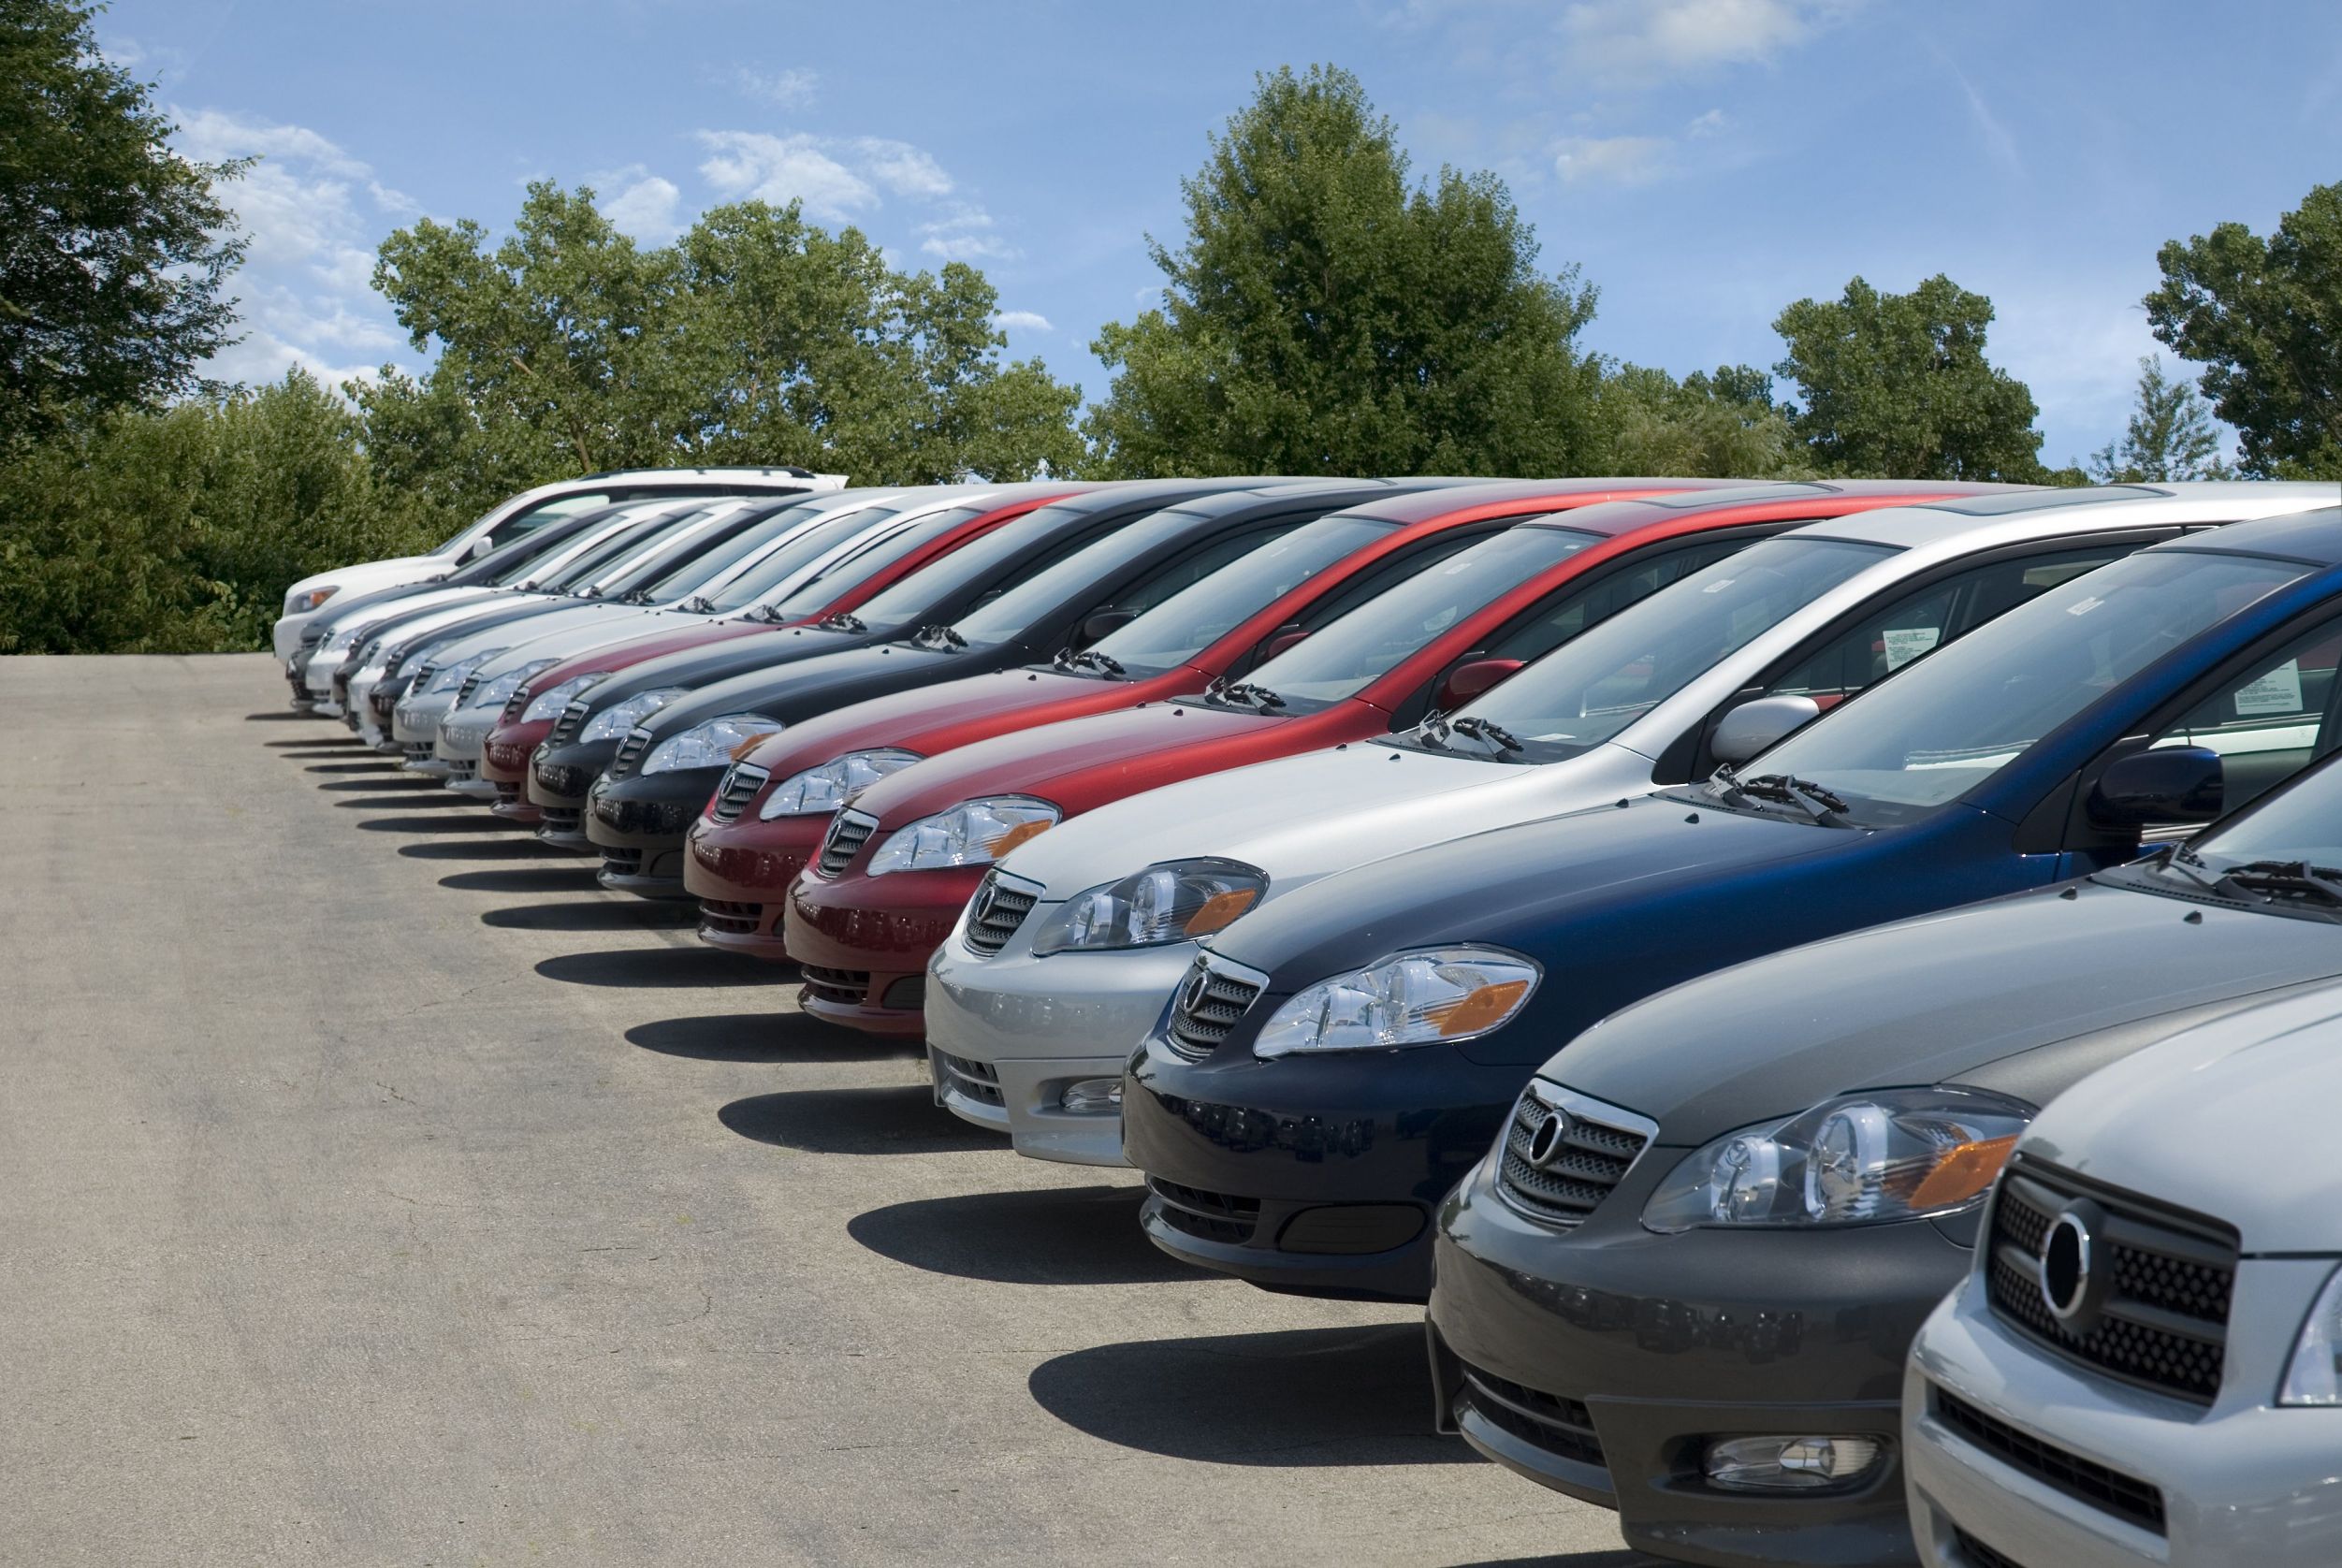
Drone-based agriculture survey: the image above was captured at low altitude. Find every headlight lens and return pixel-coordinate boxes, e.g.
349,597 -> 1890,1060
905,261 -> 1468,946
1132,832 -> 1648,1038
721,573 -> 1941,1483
288,585 -> 339,614
464,659 -> 555,712
758,748 -> 924,819
1251,946 -> 1539,1058
643,713 -> 783,775
581,688 -> 685,743
422,653 -> 491,694
1033,860 -> 1269,954
521,672 -> 608,721
2281,1265 -> 2342,1406
1640,1089 -> 2034,1232
866,797 -> 1058,875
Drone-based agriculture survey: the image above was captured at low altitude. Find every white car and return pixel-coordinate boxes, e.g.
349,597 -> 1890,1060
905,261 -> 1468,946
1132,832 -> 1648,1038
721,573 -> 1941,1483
272,466 -> 845,664
925,482 -> 2342,1167
1904,980 -> 2342,1568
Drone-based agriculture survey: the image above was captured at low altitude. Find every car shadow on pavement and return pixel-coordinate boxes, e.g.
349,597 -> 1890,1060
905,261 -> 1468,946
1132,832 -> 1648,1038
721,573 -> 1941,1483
848,1184 -> 1201,1286
244,710 -> 314,722
306,760 -> 404,775
626,1011 -> 909,1064
282,748 -> 375,761
399,837 -> 569,861
533,947 -> 792,988
266,735 -> 353,747
356,814 -> 517,834
718,1085 -> 999,1154
1441,1555 -> 1660,1567
438,865 -> 604,893
335,793 -> 478,810
317,776 -> 438,791
1027,1321 -> 1471,1467
483,899 -> 697,933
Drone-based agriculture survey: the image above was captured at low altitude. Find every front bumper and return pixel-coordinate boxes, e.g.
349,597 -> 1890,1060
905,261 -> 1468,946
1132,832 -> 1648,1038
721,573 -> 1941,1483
481,719 -> 548,823
1906,1260 -> 2342,1568
1428,1152 -> 1960,1567
924,931 -> 1199,1166
432,706 -> 500,797
782,864 -> 985,1036
1122,1034 -> 1529,1301
680,812 -> 829,961
527,738 -> 620,850
584,766 -> 720,896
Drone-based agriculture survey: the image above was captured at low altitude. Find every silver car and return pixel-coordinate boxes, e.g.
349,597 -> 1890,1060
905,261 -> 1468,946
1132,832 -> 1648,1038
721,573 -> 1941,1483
1905,982 -> 2342,1567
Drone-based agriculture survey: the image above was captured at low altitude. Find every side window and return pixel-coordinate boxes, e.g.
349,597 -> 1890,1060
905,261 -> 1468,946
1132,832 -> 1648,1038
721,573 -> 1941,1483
2146,617 -> 2342,819
1767,544 -> 2134,710
1483,536 -> 1750,663
489,492 -> 610,545
1098,522 -> 1304,620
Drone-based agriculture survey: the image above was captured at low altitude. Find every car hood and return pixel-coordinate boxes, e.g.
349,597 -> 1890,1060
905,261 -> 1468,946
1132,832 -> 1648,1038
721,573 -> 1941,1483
290,554 -> 450,603
734,666 -> 1142,782
2016,983 -> 2342,1253
364,593 -> 551,654
327,583 -> 502,638
1543,878 -> 2342,1142
846,697 -> 1293,824
995,738 -> 1654,899
635,638 -> 982,742
577,622 -> 878,713
461,603 -> 687,675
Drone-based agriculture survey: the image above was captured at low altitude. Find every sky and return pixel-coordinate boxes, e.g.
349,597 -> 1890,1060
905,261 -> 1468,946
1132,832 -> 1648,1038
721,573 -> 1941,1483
103,0 -> 2342,468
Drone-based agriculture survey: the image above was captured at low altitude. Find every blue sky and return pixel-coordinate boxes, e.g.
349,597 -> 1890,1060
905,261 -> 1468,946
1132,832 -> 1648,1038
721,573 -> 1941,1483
106,0 -> 2342,467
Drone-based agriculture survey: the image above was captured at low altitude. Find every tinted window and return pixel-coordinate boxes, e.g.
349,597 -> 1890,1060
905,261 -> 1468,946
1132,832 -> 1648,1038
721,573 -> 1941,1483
849,507 -> 1126,630
763,502 -> 1004,618
478,490 -> 610,548
1089,516 -> 1399,676
2146,614 -> 2342,816
634,501 -> 822,603
568,508 -> 726,590
951,506 -> 1234,646
701,504 -> 908,612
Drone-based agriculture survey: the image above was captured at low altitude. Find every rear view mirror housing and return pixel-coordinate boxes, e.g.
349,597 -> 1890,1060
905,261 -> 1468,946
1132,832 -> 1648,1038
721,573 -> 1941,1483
2087,746 -> 2224,829
1078,608 -> 1137,644
1261,628 -> 1310,661
1434,658 -> 1524,712
1710,694 -> 1823,766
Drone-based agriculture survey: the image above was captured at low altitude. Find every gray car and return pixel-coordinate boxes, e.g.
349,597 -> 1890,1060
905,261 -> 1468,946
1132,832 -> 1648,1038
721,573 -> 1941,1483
1906,980 -> 2342,1568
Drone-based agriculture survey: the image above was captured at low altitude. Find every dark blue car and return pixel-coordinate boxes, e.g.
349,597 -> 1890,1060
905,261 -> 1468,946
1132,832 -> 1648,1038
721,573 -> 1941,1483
1123,502 -> 2342,1300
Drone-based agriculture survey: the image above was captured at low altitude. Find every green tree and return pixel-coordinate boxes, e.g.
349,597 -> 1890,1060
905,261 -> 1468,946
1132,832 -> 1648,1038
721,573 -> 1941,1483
2087,356 -> 2232,482
1772,274 -> 2047,480
1084,65 -> 1604,478
2144,181 -> 2342,477
0,0 -> 245,450
1594,362 -> 1809,478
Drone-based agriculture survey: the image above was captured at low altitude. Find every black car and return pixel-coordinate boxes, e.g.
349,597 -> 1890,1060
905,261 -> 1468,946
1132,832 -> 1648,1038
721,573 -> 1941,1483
582,478 -> 1454,895
1425,736 -> 2342,1567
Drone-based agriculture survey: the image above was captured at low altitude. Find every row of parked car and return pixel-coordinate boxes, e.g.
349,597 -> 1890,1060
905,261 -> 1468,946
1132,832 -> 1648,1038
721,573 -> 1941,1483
280,468 -> 2342,1567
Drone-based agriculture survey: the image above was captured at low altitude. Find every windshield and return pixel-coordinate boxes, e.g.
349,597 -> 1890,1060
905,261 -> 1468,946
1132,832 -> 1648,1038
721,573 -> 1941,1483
1447,537 -> 1898,761
1084,515 -> 1398,676
631,502 -> 807,602
1748,549 -> 2310,820
700,503 -> 905,613
573,507 -> 731,593
763,501 -> 1003,619
535,509 -> 694,590
949,505 -> 1225,647
497,514 -> 640,588
596,504 -> 752,599
1234,526 -> 1602,705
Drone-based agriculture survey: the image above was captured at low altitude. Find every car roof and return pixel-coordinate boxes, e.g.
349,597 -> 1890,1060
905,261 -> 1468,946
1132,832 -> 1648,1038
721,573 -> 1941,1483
2153,502 -> 2342,566
1798,481 -> 2342,552
1334,477 -> 1750,526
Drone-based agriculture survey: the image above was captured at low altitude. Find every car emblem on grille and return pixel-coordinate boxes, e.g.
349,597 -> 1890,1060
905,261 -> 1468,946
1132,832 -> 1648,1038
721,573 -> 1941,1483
1178,963 -> 1213,1019
2041,1199 -> 2105,1326
968,878 -> 999,930
1527,1108 -> 1574,1169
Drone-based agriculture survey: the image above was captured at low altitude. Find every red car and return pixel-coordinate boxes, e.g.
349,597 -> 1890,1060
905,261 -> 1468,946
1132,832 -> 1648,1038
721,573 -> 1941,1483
682,479 -> 1727,959
475,484 -> 1089,821
776,481 -> 2007,1034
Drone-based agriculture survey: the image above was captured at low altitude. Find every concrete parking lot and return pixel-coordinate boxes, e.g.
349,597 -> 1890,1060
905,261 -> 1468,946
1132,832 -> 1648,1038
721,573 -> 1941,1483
1,656 -> 1650,1568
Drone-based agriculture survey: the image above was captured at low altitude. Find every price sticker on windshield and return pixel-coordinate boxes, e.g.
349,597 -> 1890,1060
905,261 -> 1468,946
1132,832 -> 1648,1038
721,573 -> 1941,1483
2065,595 -> 2105,617
1881,627 -> 1941,669
2235,660 -> 2305,717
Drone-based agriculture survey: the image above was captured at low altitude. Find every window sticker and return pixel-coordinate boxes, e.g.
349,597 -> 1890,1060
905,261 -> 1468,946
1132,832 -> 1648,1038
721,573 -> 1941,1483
1880,626 -> 1942,669
2234,660 -> 2305,717
2065,595 -> 2104,617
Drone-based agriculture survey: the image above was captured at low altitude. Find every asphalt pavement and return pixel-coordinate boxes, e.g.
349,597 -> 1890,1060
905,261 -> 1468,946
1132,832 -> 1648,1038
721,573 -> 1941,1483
0,655 -> 1654,1567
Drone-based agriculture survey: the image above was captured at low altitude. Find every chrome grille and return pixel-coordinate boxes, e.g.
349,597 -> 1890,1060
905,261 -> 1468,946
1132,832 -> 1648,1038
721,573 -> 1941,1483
710,763 -> 768,823
456,671 -> 483,704
1455,1359 -> 1606,1471
816,810 -> 879,878
962,870 -> 1040,955
1165,955 -> 1264,1058
610,727 -> 653,778
1933,1387 -> 2165,1534
1986,1159 -> 2236,1405
550,700 -> 589,746
1493,1084 -> 1656,1230
933,1049 -> 1004,1107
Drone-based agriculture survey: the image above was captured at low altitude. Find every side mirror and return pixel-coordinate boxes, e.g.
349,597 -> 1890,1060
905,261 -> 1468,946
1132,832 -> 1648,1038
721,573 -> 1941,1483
1710,694 -> 1823,766
1078,608 -> 1137,644
1434,658 -> 1524,712
2087,747 -> 2223,828
1262,628 -> 1310,661
465,537 -> 494,561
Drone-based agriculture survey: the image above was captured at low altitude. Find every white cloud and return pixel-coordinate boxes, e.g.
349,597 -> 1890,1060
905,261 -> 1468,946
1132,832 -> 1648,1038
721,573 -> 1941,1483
920,204 -> 1015,261
1554,134 -> 1674,185
734,65 -> 819,109
996,310 -> 1053,333
696,129 -> 878,221
1684,108 -> 1729,138
851,138 -> 954,199
1558,0 -> 1859,84
593,164 -> 684,240
168,108 -> 415,390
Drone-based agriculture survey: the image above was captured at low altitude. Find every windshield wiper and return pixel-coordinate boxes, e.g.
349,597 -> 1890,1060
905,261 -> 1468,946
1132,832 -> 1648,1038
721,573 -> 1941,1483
1712,767 -> 1857,828
676,595 -> 717,614
817,611 -> 867,633
913,624 -> 969,651
1054,647 -> 1127,678
1449,715 -> 1523,754
1203,676 -> 1287,711
2215,858 -> 2342,907
1413,710 -> 1455,749
619,588 -> 653,604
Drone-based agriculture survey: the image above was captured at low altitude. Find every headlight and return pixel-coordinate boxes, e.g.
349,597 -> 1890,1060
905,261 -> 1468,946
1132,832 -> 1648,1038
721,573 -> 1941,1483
422,654 -> 489,694
1032,860 -> 1269,954
2281,1265 -> 2342,1406
642,713 -> 783,775
287,585 -> 339,614
521,672 -> 607,722
324,623 -> 364,652
581,687 -> 686,742
1251,946 -> 1539,1058
758,748 -> 923,819
866,797 -> 1058,875
1640,1088 -> 2034,1232
463,659 -> 555,713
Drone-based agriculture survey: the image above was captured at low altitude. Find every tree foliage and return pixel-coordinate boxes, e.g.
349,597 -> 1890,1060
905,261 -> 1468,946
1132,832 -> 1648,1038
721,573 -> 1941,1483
1594,363 -> 1810,479
1084,65 -> 1605,478
1773,274 -> 2048,481
2087,356 -> 2231,483
2145,182 -> 2342,478
0,0 -> 245,451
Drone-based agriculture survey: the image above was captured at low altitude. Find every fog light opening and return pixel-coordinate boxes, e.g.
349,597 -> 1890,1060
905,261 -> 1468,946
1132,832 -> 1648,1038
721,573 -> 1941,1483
1702,1434 -> 1884,1492
1059,1078 -> 1123,1113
